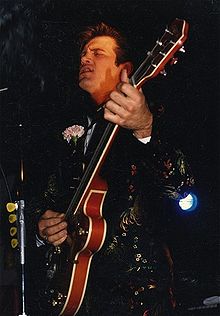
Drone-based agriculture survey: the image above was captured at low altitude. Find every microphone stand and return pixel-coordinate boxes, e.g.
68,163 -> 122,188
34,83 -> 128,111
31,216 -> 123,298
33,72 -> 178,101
1,86 -> 28,314
16,101 -> 29,315
17,199 -> 28,316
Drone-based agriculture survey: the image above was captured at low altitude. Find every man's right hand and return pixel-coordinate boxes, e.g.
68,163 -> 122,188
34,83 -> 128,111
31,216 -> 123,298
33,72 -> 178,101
38,210 -> 68,246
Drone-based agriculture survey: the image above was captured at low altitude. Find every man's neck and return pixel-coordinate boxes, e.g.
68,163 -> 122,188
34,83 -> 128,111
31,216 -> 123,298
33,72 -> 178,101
91,90 -> 111,106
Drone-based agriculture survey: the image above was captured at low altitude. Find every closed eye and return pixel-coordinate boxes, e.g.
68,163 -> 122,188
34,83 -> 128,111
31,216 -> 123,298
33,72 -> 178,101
80,48 -> 106,59
93,49 -> 105,56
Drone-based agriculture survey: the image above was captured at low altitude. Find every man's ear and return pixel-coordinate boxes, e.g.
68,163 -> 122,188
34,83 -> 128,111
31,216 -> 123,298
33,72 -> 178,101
123,61 -> 133,76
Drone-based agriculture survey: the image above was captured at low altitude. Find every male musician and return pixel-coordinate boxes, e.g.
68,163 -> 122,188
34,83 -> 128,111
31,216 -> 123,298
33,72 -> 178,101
32,23 -> 194,315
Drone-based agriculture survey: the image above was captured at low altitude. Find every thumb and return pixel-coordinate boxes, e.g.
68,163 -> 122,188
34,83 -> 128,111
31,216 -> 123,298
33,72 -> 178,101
120,69 -> 129,83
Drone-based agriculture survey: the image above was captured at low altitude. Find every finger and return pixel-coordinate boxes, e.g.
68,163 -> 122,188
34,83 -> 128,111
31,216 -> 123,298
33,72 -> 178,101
103,107 -> 121,125
41,210 -> 65,219
120,68 -> 129,83
109,90 -> 130,109
38,217 -> 66,233
51,235 -> 68,247
105,99 -> 127,117
111,87 -> 145,115
44,224 -> 67,244
117,82 -> 140,103
38,215 -> 67,242
44,220 -> 68,237
104,108 -> 129,127
53,236 -> 68,246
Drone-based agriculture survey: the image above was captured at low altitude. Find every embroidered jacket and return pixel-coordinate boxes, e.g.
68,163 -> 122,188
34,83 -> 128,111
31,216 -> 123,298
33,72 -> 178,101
27,115 -> 194,316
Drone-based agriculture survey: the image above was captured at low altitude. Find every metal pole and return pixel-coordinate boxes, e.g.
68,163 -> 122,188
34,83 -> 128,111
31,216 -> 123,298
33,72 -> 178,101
17,199 -> 28,316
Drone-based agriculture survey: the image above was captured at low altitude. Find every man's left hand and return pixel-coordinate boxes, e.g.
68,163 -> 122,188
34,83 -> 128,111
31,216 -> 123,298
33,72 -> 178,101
104,69 -> 153,138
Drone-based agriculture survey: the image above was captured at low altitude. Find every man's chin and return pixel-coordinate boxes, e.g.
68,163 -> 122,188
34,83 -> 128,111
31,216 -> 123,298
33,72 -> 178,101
79,79 -> 94,95
79,79 -> 94,94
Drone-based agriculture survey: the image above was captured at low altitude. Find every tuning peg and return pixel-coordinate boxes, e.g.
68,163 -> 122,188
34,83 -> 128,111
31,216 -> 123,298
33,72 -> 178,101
160,69 -> 167,76
170,57 -> 178,65
156,40 -> 163,46
6,202 -> 17,212
165,27 -> 173,35
179,46 -> 185,53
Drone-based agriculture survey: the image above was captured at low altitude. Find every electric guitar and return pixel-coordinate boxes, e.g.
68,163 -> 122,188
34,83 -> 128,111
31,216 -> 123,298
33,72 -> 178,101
37,18 -> 189,315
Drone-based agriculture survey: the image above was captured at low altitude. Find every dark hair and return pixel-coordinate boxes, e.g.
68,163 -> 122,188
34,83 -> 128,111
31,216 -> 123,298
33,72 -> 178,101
78,22 -> 132,65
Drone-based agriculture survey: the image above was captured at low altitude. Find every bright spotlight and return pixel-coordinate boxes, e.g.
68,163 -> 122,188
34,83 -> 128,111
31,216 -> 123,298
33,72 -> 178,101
178,193 -> 198,212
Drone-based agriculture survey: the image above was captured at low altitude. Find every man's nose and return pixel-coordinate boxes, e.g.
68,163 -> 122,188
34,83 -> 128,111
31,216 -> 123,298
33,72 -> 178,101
81,52 -> 93,65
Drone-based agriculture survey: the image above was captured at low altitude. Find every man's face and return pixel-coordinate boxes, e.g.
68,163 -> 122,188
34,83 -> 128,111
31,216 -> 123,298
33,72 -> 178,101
79,36 -> 125,104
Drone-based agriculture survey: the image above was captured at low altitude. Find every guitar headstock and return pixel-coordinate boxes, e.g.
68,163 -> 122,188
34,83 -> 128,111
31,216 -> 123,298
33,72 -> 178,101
131,18 -> 189,88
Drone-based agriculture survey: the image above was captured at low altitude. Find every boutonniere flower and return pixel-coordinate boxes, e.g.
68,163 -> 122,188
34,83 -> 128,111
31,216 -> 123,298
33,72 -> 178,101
62,125 -> 85,145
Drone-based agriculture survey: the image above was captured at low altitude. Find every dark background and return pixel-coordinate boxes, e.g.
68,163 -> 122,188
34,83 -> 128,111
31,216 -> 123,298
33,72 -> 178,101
0,0 -> 219,315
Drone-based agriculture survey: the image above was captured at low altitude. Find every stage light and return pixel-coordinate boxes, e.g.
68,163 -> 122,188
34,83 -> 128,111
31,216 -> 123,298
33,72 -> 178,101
178,193 -> 197,212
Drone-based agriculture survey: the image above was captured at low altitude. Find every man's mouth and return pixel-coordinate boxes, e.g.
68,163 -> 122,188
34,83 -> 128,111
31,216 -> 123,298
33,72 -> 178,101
79,66 -> 94,75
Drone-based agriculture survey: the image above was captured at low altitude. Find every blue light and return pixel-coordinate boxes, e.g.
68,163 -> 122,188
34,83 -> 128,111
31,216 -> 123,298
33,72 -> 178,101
178,193 -> 198,212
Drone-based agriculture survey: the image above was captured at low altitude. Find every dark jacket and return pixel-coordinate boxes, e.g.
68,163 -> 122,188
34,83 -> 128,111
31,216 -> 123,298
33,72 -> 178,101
27,114 -> 194,316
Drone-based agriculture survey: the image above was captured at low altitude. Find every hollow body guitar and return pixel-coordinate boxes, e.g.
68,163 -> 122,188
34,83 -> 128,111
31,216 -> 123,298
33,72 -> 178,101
37,19 -> 189,316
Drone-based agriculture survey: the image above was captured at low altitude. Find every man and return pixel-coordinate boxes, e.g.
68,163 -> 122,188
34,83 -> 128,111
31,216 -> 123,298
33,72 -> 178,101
31,23 -> 194,315
38,25 -> 153,246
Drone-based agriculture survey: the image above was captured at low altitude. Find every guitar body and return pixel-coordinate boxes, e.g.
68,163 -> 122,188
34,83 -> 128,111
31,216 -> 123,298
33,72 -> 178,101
38,174 -> 107,316
37,18 -> 189,315
61,174 -> 108,316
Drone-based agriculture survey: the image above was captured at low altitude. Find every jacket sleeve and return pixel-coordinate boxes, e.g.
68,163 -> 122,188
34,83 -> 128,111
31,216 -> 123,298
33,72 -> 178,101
113,114 -> 195,202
